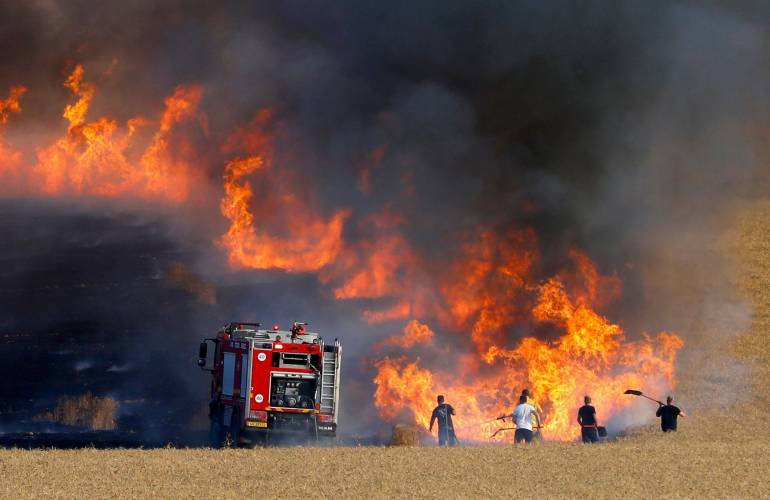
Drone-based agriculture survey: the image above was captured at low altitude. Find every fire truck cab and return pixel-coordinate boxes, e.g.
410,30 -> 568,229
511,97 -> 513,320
198,322 -> 341,447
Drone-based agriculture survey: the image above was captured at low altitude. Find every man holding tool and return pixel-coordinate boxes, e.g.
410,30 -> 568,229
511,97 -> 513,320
656,395 -> 685,432
624,389 -> 686,432
429,395 -> 457,446
503,395 -> 541,444
576,395 -> 599,443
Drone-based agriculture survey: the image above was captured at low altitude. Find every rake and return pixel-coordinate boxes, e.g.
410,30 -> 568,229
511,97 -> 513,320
490,425 -> 543,439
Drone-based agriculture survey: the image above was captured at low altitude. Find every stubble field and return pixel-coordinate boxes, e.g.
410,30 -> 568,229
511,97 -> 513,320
0,199 -> 768,499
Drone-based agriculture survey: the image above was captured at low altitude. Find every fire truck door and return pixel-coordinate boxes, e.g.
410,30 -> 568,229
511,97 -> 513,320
222,352 -> 236,397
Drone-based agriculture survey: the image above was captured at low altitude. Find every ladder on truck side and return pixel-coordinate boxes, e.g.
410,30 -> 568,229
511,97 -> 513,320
320,339 -> 341,418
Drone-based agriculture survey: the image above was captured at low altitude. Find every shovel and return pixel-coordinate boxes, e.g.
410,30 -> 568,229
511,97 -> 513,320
624,389 -> 663,405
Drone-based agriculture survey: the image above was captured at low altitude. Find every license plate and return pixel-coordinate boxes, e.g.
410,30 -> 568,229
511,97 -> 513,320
246,421 -> 267,428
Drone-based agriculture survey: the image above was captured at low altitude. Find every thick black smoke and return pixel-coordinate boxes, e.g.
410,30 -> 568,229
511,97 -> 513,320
0,1 -> 767,441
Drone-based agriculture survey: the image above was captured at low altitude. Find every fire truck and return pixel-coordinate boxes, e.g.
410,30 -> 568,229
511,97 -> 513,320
197,322 -> 341,447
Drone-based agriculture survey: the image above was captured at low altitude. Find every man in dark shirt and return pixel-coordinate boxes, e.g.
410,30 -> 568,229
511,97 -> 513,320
656,395 -> 685,432
429,395 -> 457,446
577,395 -> 599,443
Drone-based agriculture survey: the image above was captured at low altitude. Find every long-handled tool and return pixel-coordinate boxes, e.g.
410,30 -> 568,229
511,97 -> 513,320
475,416 -> 509,425
464,415 -> 509,428
490,426 -> 516,438
624,389 -> 662,405
490,425 -> 543,439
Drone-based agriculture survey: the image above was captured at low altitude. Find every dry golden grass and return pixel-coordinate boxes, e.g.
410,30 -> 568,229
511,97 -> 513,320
729,200 -> 770,418
0,436 -> 767,499
2,199 -> 769,499
33,392 -> 118,431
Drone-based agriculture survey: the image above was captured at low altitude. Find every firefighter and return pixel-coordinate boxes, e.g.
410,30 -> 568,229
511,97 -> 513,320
510,395 -> 541,444
521,389 -> 544,436
429,395 -> 457,446
656,395 -> 686,432
577,395 -> 599,443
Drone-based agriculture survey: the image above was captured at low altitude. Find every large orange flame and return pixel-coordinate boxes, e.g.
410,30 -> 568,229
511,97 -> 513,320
372,229 -> 683,442
3,65 -> 203,201
218,110 -> 349,272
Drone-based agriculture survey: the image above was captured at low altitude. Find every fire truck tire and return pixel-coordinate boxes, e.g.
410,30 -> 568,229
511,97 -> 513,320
240,431 -> 267,448
227,413 -> 240,447
316,435 -> 336,447
209,416 -> 225,448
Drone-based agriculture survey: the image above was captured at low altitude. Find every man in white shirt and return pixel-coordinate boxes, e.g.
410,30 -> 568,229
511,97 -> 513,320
511,395 -> 541,444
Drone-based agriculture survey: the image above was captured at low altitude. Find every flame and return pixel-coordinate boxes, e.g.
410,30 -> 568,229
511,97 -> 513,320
218,110 -> 350,272
374,357 -> 435,428
0,85 -> 27,125
62,65 -> 95,131
0,85 -> 26,180
139,85 -> 204,201
377,320 -> 435,349
0,65 -> 203,200
372,227 -> 683,442
361,302 -> 413,324
327,211 -> 417,300
440,228 -> 538,354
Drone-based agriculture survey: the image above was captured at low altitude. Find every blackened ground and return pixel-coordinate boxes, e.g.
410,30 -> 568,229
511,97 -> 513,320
0,200 -> 388,447
0,200 -> 213,444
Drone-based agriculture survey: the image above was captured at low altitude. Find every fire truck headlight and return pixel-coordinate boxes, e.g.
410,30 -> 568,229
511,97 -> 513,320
255,394 -> 264,403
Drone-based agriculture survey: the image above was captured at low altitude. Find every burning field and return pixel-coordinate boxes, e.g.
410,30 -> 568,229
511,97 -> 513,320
1,47 -> 685,443
2,189 -> 769,499
1,2 -> 770,495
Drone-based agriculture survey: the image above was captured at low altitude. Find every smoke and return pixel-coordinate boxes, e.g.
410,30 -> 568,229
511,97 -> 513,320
0,1 -> 767,441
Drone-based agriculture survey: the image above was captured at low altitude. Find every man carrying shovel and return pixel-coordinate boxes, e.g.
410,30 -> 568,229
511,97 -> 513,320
656,395 -> 686,432
625,390 -> 686,432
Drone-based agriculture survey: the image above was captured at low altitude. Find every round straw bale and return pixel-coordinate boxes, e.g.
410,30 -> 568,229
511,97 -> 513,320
390,424 -> 421,446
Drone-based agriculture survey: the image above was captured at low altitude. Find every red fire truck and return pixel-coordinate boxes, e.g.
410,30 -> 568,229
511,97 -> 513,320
198,322 -> 341,447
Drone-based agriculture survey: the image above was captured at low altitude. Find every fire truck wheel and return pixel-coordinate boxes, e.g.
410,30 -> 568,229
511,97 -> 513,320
240,431 -> 266,448
226,414 -> 240,448
316,436 -> 336,447
209,417 -> 225,448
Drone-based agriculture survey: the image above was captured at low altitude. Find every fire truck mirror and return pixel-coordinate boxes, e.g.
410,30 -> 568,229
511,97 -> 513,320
198,341 -> 208,367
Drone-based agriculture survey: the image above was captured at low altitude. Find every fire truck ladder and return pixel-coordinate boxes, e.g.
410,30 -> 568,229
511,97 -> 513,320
320,339 -> 341,415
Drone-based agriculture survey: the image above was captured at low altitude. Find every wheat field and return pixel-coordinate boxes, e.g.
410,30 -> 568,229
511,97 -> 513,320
1,199 -> 768,499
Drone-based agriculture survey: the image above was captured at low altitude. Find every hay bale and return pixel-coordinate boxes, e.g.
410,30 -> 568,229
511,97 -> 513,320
390,424 -> 421,446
